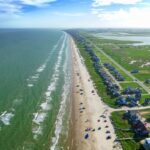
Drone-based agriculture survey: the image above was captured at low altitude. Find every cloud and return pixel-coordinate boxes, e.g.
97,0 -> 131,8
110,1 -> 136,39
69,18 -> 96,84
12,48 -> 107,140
93,7 -> 150,27
21,0 -> 57,6
140,2 -> 150,6
53,12 -> 86,17
0,0 -> 57,16
91,8 -> 104,15
92,0 -> 143,7
0,1 -> 22,15
91,0 -> 150,28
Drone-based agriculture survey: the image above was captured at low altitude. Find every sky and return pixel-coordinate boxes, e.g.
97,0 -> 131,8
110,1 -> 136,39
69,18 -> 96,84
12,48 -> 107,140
0,0 -> 150,28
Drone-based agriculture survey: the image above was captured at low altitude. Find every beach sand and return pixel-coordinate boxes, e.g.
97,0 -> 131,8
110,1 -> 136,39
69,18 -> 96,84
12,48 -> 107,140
69,36 -> 121,150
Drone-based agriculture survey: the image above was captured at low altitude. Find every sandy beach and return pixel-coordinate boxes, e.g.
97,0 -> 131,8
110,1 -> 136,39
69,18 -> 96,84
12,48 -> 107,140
69,36 -> 120,150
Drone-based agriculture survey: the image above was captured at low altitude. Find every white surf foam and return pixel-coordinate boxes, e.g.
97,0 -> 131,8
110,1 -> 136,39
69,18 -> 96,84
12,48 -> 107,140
40,101 -> 51,111
27,34 -> 64,87
33,112 -> 47,125
37,64 -> 47,73
13,98 -> 22,106
32,33 -> 67,138
0,111 -> 14,125
0,99 -> 23,128
27,84 -> 34,87
50,36 -> 71,150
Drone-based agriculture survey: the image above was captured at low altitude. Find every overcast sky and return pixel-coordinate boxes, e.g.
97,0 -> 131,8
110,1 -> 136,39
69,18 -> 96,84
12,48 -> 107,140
0,0 -> 150,28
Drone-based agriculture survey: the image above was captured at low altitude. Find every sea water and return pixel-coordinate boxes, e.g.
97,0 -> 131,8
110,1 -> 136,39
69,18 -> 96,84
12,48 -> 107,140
0,29 -> 71,150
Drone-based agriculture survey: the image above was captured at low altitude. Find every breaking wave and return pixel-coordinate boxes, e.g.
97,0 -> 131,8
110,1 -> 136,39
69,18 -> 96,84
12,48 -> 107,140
32,33 -> 67,139
50,36 -> 71,150
27,34 -> 64,87
0,111 -> 14,126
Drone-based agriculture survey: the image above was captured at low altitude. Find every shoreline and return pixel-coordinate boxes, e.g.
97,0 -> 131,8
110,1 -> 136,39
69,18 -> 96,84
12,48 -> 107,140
69,36 -> 121,150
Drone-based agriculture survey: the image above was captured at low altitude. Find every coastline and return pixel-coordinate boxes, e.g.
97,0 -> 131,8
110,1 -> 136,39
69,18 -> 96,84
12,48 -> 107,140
69,36 -> 120,150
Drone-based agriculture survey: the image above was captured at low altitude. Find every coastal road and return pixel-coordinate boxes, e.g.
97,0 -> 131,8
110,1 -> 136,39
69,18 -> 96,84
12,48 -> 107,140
86,38 -> 150,94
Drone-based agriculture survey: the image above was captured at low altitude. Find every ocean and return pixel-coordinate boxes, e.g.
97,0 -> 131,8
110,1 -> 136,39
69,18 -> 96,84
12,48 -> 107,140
0,29 -> 71,150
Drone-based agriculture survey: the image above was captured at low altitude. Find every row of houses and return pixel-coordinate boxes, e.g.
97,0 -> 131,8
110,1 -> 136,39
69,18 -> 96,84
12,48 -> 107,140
116,87 -> 142,107
98,67 -> 120,98
71,32 -> 122,99
123,110 -> 149,137
116,95 -> 139,107
123,87 -> 142,95
103,63 -> 125,81
83,41 -> 121,98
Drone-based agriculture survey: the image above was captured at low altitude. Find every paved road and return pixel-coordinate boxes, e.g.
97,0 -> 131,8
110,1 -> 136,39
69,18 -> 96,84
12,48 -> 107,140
87,39 -> 150,94
112,105 -> 150,112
